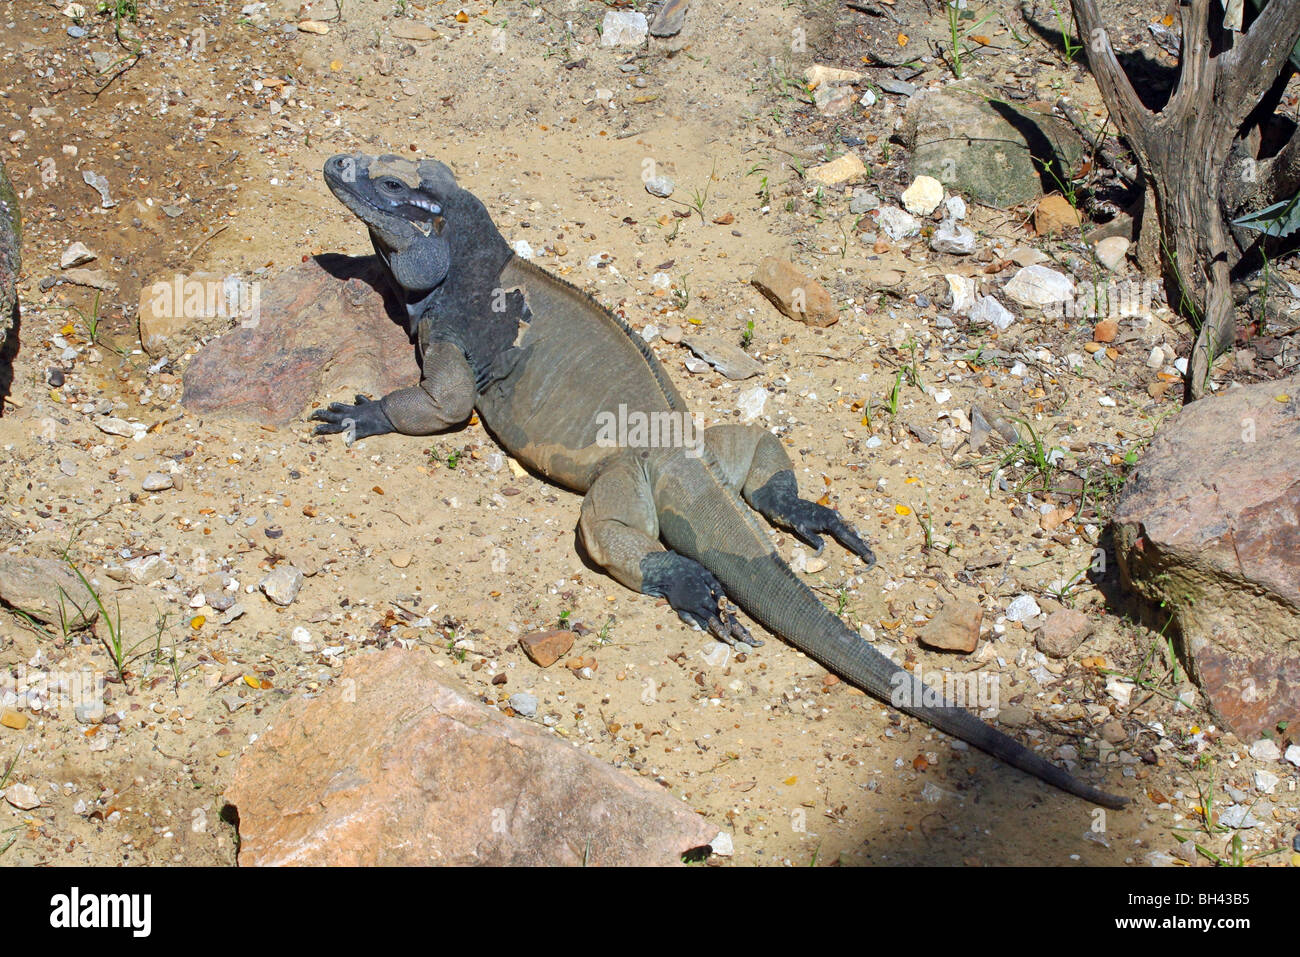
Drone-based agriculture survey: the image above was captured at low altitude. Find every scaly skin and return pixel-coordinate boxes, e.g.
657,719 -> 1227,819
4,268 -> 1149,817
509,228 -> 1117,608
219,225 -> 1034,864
312,152 -> 1128,809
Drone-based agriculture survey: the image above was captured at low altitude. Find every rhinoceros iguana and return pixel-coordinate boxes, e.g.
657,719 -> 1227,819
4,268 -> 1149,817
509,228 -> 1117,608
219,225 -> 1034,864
311,152 -> 1126,809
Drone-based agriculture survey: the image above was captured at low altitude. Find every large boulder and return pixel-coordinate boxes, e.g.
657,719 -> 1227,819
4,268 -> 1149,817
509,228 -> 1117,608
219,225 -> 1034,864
181,255 -> 419,425
0,158 -> 20,413
1112,375 -> 1300,738
901,80 -> 1084,209
225,648 -> 721,865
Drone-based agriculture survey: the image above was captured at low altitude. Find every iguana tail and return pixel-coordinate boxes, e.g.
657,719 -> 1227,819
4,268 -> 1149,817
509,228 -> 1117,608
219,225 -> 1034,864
658,453 -> 1128,809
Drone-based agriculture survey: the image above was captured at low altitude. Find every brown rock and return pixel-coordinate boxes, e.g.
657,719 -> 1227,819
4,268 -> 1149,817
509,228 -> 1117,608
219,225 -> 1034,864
1092,319 -> 1118,343
918,599 -> 983,653
519,629 -> 574,667
225,649 -> 718,865
1034,195 -> 1082,235
0,555 -> 98,629
182,256 -> 419,425
1035,608 -> 1094,658
750,257 -> 838,327
1112,373 -> 1300,738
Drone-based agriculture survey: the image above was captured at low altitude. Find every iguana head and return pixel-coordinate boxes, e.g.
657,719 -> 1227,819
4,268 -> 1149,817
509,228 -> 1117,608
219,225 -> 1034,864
323,153 -> 460,294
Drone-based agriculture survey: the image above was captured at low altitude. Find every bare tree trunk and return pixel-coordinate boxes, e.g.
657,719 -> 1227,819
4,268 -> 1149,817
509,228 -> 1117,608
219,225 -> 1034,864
1071,0 -> 1300,399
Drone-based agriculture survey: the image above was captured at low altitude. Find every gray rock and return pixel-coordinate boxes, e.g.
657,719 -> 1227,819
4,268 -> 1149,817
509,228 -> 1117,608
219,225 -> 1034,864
202,573 -> 237,611
141,471 -> 173,492
645,175 -> 675,198
81,170 -> 116,209
648,0 -> 688,37
874,205 -> 921,241
259,565 -> 304,606
683,339 -> 761,380
930,220 -> 976,255
878,77 -> 917,97
849,189 -> 881,214
901,79 -> 1083,209
60,242 -> 97,269
508,692 -> 539,717
969,294 -> 1015,331
0,555 -> 98,629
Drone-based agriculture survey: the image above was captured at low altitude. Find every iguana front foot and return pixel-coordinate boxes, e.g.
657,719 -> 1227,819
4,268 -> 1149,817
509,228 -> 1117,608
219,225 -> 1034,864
310,394 -> 395,443
641,552 -> 762,647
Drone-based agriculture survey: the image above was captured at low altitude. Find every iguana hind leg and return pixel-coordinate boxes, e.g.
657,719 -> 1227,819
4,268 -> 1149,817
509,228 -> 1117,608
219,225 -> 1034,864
705,425 -> 876,567
578,453 -> 757,646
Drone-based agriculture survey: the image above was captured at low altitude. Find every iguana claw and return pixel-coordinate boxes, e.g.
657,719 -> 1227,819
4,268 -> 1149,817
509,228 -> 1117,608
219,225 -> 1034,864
643,553 -> 763,648
310,394 -> 395,443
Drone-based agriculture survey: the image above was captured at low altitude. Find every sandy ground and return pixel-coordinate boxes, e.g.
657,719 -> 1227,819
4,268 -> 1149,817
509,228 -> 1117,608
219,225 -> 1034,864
0,0 -> 1296,866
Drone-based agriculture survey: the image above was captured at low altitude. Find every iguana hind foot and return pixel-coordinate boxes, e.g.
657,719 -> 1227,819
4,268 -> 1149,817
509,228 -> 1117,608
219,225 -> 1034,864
640,552 -> 760,647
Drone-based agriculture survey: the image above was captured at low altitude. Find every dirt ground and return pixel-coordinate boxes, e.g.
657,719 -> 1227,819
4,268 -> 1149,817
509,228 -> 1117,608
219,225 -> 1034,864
0,0 -> 1297,866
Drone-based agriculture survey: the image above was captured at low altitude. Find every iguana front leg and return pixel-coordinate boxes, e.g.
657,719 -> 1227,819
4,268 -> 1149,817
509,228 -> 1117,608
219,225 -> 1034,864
706,425 -> 877,567
312,339 -> 476,441
578,454 -> 758,646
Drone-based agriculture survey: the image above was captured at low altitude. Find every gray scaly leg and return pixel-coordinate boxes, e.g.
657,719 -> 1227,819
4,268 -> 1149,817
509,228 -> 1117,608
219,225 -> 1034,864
578,453 -> 756,646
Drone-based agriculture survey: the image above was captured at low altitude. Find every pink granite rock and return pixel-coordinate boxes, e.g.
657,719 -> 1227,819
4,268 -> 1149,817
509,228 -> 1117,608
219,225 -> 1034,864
1112,373 -> 1300,738
182,255 -> 419,425
225,648 -> 720,865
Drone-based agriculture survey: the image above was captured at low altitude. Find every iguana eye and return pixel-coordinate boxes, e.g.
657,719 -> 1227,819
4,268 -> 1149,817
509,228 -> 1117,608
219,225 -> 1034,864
380,179 -> 403,193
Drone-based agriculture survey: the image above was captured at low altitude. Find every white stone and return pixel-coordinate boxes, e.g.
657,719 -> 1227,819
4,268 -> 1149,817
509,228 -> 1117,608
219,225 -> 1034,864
3,783 -> 40,810
944,274 -> 976,314
930,220 -> 976,255
1146,345 -> 1165,369
141,471 -> 173,492
737,386 -> 767,422
259,565 -> 304,606
943,195 -> 967,221
60,241 -> 97,269
1254,769 -> 1279,794
1005,594 -> 1042,622
1093,236 -> 1130,271
858,88 -> 876,108
1285,744 -> 1300,767
645,175 -> 674,198
511,239 -> 534,260
124,554 -> 175,585
1004,265 -> 1075,307
600,10 -> 648,47
1248,737 -> 1282,761
969,294 -> 1015,331
710,831 -> 734,856
1105,676 -> 1133,707
901,175 -> 944,216
874,205 -> 920,241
